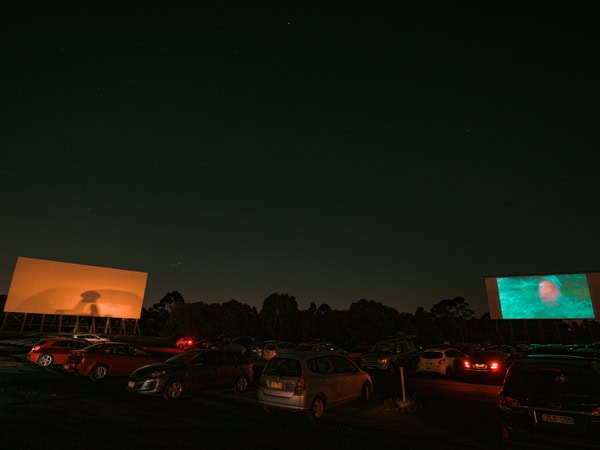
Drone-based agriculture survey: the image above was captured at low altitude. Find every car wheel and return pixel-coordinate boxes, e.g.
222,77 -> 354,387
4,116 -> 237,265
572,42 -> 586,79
163,380 -> 185,400
307,396 -> 325,421
360,382 -> 372,402
89,364 -> 109,381
37,354 -> 54,367
234,376 -> 249,394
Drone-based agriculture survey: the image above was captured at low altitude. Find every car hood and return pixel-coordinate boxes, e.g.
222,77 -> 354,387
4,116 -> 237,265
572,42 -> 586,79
131,362 -> 183,376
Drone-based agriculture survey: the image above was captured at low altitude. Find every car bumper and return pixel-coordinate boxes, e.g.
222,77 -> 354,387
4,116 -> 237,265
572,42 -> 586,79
257,389 -> 309,412
127,378 -> 162,395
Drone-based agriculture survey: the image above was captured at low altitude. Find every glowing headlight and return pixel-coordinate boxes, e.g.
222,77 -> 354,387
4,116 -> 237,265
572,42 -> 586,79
150,370 -> 166,378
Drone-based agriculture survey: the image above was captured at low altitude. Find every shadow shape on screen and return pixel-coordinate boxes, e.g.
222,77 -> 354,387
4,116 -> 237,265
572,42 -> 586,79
11,287 -> 143,318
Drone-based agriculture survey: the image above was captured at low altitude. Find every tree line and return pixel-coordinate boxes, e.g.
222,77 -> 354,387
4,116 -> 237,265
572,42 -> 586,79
139,291 -> 496,345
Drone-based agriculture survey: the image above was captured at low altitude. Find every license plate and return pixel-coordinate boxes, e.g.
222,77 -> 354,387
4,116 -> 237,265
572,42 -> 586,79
542,414 -> 574,425
269,381 -> 283,389
473,363 -> 486,369
127,381 -> 134,388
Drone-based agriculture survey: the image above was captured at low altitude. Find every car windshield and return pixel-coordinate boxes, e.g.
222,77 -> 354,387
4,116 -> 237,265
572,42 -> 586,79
165,351 -> 203,364
371,343 -> 394,353
82,343 -> 105,352
263,358 -> 302,377
473,351 -> 505,359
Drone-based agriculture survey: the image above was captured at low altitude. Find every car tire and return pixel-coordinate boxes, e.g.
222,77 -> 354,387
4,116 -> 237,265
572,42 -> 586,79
163,379 -> 185,400
360,382 -> 372,402
37,354 -> 54,367
234,376 -> 249,394
307,396 -> 325,421
89,364 -> 109,381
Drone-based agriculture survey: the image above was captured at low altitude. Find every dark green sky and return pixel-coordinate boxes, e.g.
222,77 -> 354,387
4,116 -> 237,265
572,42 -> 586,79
2,3 -> 599,316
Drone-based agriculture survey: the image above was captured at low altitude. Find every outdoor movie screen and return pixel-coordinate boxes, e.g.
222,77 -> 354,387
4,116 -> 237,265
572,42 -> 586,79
4,256 -> 147,319
485,272 -> 600,320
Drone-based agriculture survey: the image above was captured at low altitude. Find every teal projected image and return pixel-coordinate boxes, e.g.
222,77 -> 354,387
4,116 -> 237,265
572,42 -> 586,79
497,274 -> 595,319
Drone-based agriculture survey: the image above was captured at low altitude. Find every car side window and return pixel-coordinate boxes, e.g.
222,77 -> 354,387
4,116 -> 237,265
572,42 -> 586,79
220,351 -> 239,365
314,357 -> 333,374
200,352 -> 218,366
331,355 -> 357,374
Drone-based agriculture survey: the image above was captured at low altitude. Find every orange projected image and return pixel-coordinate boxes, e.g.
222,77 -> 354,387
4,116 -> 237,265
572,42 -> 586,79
4,257 -> 147,319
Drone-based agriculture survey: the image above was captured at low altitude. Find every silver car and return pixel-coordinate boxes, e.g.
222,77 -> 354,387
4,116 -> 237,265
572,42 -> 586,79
258,351 -> 373,421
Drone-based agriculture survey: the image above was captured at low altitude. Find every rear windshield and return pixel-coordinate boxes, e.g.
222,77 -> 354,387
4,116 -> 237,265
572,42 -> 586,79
263,358 -> 302,377
505,360 -> 600,396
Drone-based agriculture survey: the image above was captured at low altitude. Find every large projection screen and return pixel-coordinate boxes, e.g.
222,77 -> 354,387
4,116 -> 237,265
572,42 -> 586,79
485,272 -> 600,320
4,257 -> 147,319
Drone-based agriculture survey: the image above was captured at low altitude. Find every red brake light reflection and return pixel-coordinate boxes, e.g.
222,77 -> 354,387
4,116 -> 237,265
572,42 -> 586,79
490,361 -> 500,371
463,360 -> 471,369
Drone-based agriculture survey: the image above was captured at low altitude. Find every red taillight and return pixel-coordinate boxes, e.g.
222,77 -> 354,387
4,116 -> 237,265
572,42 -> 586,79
187,340 -> 193,346
489,361 -> 500,371
500,394 -> 522,408
32,345 -> 41,352
463,360 -> 471,369
295,375 -> 307,392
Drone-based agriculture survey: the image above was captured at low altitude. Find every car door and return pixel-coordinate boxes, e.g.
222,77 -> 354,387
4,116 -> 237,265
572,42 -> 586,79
310,356 -> 338,400
187,351 -> 219,391
217,351 -> 244,387
330,355 -> 362,403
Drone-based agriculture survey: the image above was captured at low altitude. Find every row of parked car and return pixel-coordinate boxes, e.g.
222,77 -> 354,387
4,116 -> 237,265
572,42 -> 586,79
26,333 -> 373,420
26,333 -> 600,447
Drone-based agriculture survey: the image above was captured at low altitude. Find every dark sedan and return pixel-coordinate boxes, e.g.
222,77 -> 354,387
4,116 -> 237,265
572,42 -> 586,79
462,349 -> 513,384
126,348 -> 254,400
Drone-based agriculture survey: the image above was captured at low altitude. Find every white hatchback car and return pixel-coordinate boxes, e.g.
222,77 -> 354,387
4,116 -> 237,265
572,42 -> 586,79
416,347 -> 467,377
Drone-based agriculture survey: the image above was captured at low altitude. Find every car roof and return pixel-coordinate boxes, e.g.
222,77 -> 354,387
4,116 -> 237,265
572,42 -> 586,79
271,351 -> 349,361
422,347 -> 459,352
40,337 -> 88,343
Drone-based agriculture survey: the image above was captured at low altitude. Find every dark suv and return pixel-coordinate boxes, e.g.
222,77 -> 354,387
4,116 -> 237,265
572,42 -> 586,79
359,335 -> 418,375
499,354 -> 600,449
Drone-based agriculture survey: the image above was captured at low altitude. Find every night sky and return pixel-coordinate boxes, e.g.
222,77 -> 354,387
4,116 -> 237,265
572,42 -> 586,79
2,3 -> 599,317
